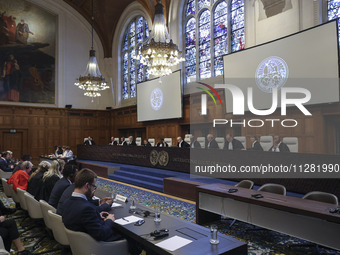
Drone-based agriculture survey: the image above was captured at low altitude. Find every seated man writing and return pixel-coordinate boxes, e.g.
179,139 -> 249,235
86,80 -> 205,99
62,168 -> 140,255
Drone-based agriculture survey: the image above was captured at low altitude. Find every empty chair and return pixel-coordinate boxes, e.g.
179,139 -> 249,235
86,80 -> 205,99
0,169 -> 12,179
260,136 -> 273,151
48,210 -> 69,246
39,200 -> 56,231
64,227 -> 129,255
135,137 -> 142,146
215,137 -> 225,149
235,180 -> 254,189
114,138 -> 119,143
8,184 -> 20,205
197,137 -> 206,148
0,237 -> 9,255
148,138 -> 155,147
16,188 -> 28,211
303,191 -> 338,205
234,136 -> 246,148
258,183 -> 286,196
1,178 -> 12,198
282,137 -> 298,153
164,138 -> 172,146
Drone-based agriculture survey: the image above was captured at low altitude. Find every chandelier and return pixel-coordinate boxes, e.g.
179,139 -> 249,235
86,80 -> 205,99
136,0 -> 184,77
74,0 -> 109,101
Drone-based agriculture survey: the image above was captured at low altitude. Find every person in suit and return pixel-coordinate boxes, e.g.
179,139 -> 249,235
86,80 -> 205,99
109,136 -> 117,145
156,138 -> 168,147
27,161 -> 51,200
119,137 -> 127,146
62,168 -> 121,242
269,135 -> 290,152
142,139 -> 151,147
128,136 -> 137,146
49,164 -> 78,208
248,135 -> 263,151
206,134 -> 219,149
84,136 -> 95,145
59,146 -> 74,162
177,137 -> 190,148
40,160 -> 64,202
7,161 -> 33,192
0,151 -> 13,172
13,154 -> 32,174
190,135 -> 201,148
224,134 -> 245,150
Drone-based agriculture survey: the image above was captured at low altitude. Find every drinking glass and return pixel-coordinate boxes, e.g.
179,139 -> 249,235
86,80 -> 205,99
210,225 -> 219,244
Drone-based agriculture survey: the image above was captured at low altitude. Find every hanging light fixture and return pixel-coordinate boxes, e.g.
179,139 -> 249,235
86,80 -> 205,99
136,0 -> 184,77
74,0 -> 109,102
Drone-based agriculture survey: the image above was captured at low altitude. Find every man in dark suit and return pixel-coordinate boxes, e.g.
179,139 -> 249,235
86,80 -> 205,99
119,137 -> 128,146
223,134 -> 244,150
84,136 -> 95,145
62,168 -> 121,242
109,136 -> 117,145
269,135 -> 290,152
206,134 -> 219,149
190,135 -> 201,148
248,135 -> 263,151
176,137 -> 190,148
142,139 -> 151,147
48,164 -> 78,208
156,138 -> 168,147
128,136 -> 137,146
0,151 -> 13,172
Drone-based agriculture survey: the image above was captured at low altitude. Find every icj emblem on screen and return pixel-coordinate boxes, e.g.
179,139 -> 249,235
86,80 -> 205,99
255,56 -> 289,93
150,88 -> 163,111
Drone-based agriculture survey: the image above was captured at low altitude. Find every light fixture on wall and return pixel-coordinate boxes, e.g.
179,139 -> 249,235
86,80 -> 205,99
74,0 -> 109,102
136,0 -> 184,77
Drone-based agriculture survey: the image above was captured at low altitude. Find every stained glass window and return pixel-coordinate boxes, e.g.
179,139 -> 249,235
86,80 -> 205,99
231,0 -> 244,52
199,10 -> 211,79
121,16 -> 149,100
328,0 -> 340,41
184,0 -> 245,83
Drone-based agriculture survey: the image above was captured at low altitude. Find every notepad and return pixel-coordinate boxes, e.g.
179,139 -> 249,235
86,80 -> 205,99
111,202 -> 123,208
114,215 -> 143,225
155,235 -> 192,251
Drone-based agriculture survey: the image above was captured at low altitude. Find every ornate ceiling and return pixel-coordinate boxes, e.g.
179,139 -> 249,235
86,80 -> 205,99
63,0 -> 171,58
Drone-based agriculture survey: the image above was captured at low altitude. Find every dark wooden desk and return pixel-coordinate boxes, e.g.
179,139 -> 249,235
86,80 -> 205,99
196,183 -> 340,251
95,189 -> 247,255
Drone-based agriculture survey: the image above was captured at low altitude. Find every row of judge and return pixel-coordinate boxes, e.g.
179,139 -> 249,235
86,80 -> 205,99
206,134 -> 290,152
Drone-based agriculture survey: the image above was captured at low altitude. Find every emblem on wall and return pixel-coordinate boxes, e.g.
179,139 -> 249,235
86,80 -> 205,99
149,150 -> 169,166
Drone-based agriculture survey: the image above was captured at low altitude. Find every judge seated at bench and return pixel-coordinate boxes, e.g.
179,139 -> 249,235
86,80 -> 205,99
156,138 -> 168,147
177,137 -> 190,148
223,134 -> 244,150
128,136 -> 137,146
269,135 -> 290,152
84,136 -> 95,145
109,136 -> 117,145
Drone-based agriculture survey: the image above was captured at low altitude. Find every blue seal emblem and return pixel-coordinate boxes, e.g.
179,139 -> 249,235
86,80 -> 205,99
255,56 -> 289,93
150,88 -> 163,111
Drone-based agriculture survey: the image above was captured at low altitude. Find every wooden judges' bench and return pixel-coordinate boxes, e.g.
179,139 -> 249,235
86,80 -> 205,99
77,145 -> 340,199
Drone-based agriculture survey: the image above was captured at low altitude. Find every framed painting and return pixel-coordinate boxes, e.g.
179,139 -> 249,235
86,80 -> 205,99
0,0 -> 56,104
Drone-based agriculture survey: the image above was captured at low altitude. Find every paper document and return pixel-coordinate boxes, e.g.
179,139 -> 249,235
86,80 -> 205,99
114,215 -> 142,225
155,235 -> 192,251
111,202 -> 123,208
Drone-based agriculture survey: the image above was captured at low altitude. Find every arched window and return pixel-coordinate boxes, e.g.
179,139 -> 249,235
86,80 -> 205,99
328,0 -> 340,40
121,16 -> 149,100
184,0 -> 244,83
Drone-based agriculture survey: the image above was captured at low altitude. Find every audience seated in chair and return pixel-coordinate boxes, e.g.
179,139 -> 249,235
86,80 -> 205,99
7,161 -> 33,192
27,161 -> 51,200
0,152 -> 14,172
62,168 -> 140,255
40,160 -> 64,202
49,164 -> 78,208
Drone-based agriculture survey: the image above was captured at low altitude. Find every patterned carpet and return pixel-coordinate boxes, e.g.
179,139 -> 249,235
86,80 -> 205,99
0,177 -> 339,255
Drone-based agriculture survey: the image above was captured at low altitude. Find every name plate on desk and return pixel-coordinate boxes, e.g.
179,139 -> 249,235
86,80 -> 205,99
116,194 -> 127,202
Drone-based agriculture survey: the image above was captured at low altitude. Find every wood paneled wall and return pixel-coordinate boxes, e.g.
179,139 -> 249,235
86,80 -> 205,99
0,93 -> 339,165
